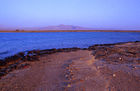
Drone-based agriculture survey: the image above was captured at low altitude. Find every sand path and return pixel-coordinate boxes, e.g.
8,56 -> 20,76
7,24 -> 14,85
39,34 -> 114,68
0,50 -> 108,91
0,50 -> 139,91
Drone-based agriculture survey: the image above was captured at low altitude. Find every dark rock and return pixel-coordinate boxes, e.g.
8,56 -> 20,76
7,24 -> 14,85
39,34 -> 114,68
57,49 -> 64,52
17,63 -> 30,69
9,63 -> 18,69
0,72 -> 6,77
81,48 -> 88,50
5,54 -> 20,63
0,61 -> 7,66
0,68 -> 7,72
33,50 -> 41,55
25,54 -> 39,61
6,68 -> 12,73
28,51 -> 33,54
18,52 -> 25,57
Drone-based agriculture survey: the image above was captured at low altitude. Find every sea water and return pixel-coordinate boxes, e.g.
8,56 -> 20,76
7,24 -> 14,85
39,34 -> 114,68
0,32 -> 140,59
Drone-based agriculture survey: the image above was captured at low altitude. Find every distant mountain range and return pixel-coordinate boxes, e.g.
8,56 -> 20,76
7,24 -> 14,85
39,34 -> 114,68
36,24 -> 93,30
0,25 -> 93,30
1,25 -> 140,31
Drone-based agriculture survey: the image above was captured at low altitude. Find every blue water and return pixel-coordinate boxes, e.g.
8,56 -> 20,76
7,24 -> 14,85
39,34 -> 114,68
0,32 -> 140,59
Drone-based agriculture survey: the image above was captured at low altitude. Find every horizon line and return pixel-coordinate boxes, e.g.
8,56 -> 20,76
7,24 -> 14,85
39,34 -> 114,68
0,30 -> 140,33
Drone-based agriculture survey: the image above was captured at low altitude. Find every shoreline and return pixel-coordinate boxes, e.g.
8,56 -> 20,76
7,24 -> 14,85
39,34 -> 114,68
0,41 -> 140,79
0,41 -> 139,90
0,30 -> 140,33
1,41 -> 140,60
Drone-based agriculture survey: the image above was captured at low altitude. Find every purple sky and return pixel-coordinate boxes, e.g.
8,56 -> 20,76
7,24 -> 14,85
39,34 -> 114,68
0,0 -> 140,30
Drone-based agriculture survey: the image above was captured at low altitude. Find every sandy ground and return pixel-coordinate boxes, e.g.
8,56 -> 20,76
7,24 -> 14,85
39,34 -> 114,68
0,50 -> 140,91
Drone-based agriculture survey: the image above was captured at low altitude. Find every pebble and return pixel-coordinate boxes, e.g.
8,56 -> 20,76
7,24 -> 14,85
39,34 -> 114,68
97,66 -> 100,69
65,75 -> 68,78
113,74 -> 116,77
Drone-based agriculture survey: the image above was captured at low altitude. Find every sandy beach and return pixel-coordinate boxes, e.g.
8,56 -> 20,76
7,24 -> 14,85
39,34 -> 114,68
0,42 -> 140,91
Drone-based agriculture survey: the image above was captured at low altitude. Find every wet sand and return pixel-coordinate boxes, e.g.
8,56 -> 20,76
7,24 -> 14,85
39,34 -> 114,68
0,42 -> 140,91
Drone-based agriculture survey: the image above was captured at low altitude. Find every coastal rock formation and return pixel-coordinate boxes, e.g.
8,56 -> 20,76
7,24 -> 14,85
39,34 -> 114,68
88,41 -> 140,64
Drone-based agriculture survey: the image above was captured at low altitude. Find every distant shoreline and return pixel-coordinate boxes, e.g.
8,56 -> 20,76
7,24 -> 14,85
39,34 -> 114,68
0,30 -> 140,33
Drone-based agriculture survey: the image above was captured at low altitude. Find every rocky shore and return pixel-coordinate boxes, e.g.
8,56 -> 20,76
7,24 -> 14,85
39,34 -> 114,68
0,47 -> 81,78
89,41 -> 140,64
0,41 -> 140,79
0,41 -> 140,91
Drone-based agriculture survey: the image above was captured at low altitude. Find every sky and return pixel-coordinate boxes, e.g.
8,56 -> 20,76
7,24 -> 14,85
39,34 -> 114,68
0,0 -> 140,30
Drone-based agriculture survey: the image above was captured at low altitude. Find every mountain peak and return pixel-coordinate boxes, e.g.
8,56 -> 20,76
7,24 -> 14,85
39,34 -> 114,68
39,25 -> 92,30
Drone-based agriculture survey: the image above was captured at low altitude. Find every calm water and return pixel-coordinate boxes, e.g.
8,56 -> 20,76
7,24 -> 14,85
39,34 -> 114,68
0,32 -> 140,59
